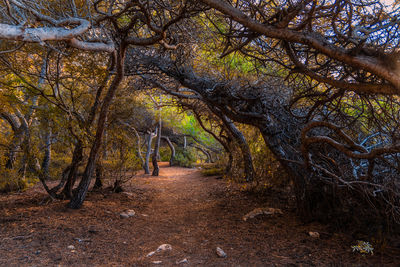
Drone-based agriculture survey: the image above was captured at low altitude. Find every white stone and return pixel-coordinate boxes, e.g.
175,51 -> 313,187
67,245 -> 75,250
146,251 -> 156,257
216,247 -> 227,258
152,261 -> 162,264
126,210 -> 135,217
156,244 -> 172,252
243,207 -> 283,221
177,258 -> 189,264
147,244 -> 172,257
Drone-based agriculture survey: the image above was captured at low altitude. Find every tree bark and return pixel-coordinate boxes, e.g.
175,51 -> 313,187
93,162 -> 103,189
152,122 -> 162,176
41,126 -> 52,177
68,44 -> 126,209
226,150 -> 233,174
192,145 -> 212,163
144,132 -> 153,174
62,139 -> 83,199
218,113 -> 254,182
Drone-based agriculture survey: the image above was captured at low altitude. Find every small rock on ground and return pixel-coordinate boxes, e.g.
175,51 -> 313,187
146,251 -> 156,257
176,258 -> 189,264
120,209 -> 135,218
216,247 -> 227,258
156,244 -> 172,252
309,231 -> 320,238
126,210 -> 135,217
67,245 -> 75,250
243,207 -> 283,221
146,244 -> 172,257
152,261 -> 162,264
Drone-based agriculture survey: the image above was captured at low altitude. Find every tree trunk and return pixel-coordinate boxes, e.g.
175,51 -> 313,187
41,126 -> 52,177
62,140 -> 83,199
191,110 -> 232,172
226,151 -> 233,174
68,45 -> 126,209
258,125 -> 312,219
18,130 -> 32,177
93,162 -> 103,189
144,133 -> 153,174
152,122 -> 162,176
102,123 -> 108,159
219,113 -> 254,182
161,136 -> 175,166
192,145 -> 212,163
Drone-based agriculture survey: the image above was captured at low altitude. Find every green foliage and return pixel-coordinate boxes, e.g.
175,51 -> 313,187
248,128 -> 289,189
159,147 -> 171,162
351,241 -> 374,255
159,102 -> 217,148
201,167 -> 224,176
48,153 -> 73,180
173,147 -> 197,168
103,128 -> 142,189
199,163 -> 224,176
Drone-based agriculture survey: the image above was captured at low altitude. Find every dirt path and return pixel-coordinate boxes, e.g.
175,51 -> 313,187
0,163 -> 398,266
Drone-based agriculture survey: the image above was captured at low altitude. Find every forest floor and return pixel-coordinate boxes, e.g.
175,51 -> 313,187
0,162 -> 399,266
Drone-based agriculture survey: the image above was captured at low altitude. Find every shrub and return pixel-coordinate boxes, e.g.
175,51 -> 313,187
173,147 -> 197,168
351,241 -> 374,255
0,168 -> 37,193
103,130 -> 142,191
201,167 -> 224,176
159,147 -> 171,162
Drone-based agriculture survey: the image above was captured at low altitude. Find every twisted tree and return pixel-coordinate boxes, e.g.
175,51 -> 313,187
0,0 -> 203,208
129,52 -> 400,224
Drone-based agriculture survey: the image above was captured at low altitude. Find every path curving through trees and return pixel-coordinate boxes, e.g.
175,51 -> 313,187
0,163 -> 398,266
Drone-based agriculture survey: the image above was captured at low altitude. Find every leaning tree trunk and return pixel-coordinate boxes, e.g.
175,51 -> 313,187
192,145 -> 212,163
218,113 -> 254,182
161,136 -> 175,166
68,45 -> 126,209
191,109 -> 233,173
